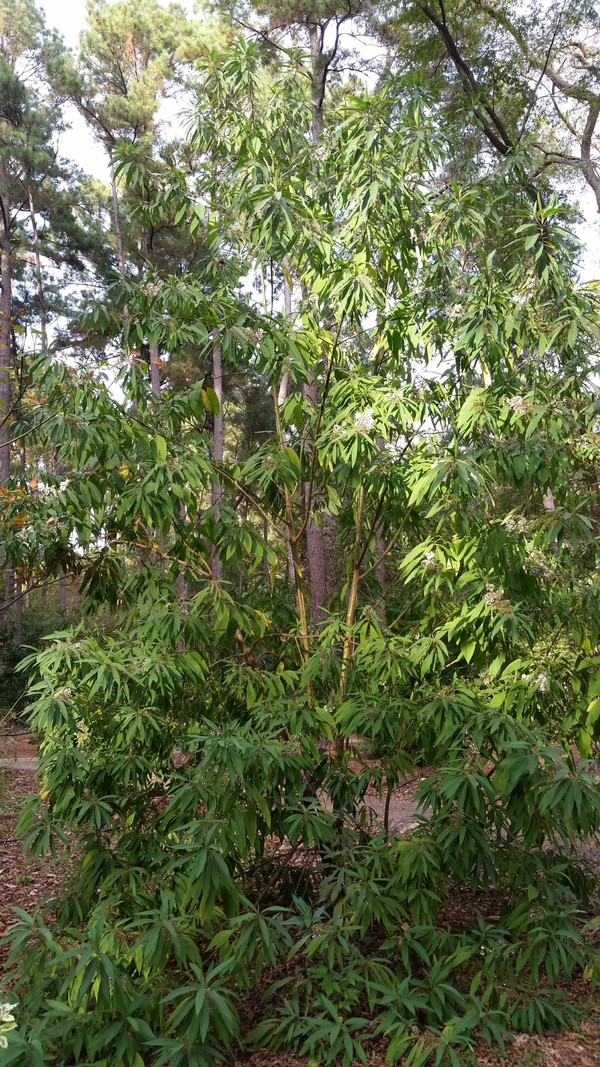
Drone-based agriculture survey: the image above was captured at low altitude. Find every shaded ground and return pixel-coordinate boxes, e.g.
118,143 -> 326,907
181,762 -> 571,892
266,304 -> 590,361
0,769 -> 64,975
2,759 -> 600,1065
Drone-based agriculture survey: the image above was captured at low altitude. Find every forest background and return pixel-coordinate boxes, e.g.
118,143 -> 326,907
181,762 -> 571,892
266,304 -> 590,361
3,0 -> 600,1065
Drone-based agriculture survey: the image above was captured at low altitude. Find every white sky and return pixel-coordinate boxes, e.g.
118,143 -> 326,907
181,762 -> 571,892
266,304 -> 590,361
38,0 -> 195,182
37,0 -> 600,281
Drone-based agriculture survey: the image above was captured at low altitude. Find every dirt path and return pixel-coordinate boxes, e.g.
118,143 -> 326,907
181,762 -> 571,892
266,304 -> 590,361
1,757 -> 37,771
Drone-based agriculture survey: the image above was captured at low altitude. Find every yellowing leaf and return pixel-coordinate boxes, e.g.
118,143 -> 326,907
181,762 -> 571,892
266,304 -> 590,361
153,435 -> 167,462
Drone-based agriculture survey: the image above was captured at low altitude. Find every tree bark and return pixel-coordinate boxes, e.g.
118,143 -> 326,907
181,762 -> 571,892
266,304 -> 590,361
110,159 -> 125,274
303,372 -> 328,620
278,264 -> 296,584
373,435 -> 387,623
273,384 -> 313,686
303,23 -> 338,621
278,258 -> 293,406
27,183 -> 47,349
373,525 -> 386,622
0,175 -> 11,487
150,343 -> 161,396
307,21 -> 326,140
15,443 -> 25,644
0,173 -> 12,622
211,329 -> 224,581
278,377 -> 296,585
15,576 -> 22,645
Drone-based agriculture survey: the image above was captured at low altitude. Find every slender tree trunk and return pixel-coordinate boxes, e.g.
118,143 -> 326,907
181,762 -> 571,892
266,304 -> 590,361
374,436 -> 387,623
1,174 -> 12,622
150,343 -> 161,396
110,159 -> 125,275
27,183 -> 48,350
341,487 -> 366,701
26,184 -> 46,335
0,176 -> 11,488
278,257 -> 293,405
303,28 -> 332,621
15,442 -> 25,645
59,573 -> 67,614
15,575 -> 22,645
211,329 -> 224,581
263,516 -> 270,579
303,372 -> 328,620
373,525 -> 386,623
4,564 -> 13,624
308,22 -> 326,140
143,223 -> 161,398
278,267 -> 296,584
273,386 -> 312,687
177,500 -> 189,604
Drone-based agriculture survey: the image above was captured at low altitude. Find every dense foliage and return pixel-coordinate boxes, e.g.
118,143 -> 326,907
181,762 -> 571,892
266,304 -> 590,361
1,3 -> 600,1066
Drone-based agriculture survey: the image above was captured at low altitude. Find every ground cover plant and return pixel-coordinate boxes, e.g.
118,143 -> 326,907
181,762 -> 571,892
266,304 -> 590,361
2,7 -> 600,1066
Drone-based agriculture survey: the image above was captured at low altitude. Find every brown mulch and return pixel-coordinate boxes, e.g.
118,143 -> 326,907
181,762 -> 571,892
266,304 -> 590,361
2,765 -> 600,1066
0,768 -> 65,978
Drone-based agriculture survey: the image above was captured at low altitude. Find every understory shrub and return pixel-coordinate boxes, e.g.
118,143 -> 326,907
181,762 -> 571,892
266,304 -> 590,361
2,629 -> 600,1066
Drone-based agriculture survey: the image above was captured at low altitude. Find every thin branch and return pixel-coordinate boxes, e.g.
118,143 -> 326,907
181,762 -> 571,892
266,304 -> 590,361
360,505 -> 415,582
518,0 -> 567,143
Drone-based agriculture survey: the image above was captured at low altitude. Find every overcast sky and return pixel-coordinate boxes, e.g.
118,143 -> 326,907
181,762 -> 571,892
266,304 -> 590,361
37,0 -> 195,182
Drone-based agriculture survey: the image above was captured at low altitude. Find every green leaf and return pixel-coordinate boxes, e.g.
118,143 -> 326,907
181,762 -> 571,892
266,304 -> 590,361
206,387 -> 220,417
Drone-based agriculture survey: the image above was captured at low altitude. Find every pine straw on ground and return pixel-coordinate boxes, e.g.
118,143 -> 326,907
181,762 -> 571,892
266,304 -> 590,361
2,765 -> 600,1066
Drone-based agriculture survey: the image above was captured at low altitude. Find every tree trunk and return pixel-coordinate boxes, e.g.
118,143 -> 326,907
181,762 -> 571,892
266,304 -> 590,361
110,159 -> 125,275
27,183 -> 47,350
278,267 -> 296,584
307,22 -> 326,140
0,175 -> 11,487
304,27 -> 333,620
303,372 -> 328,621
278,380 -> 296,585
15,576 -> 22,645
15,443 -> 25,644
373,436 -> 387,623
211,329 -> 224,581
0,174 -> 12,622
150,343 -> 161,396
278,258 -> 293,405
4,564 -> 13,623
59,573 -> 67,614
374,525 -> 386,623
177,500 -> 189,604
